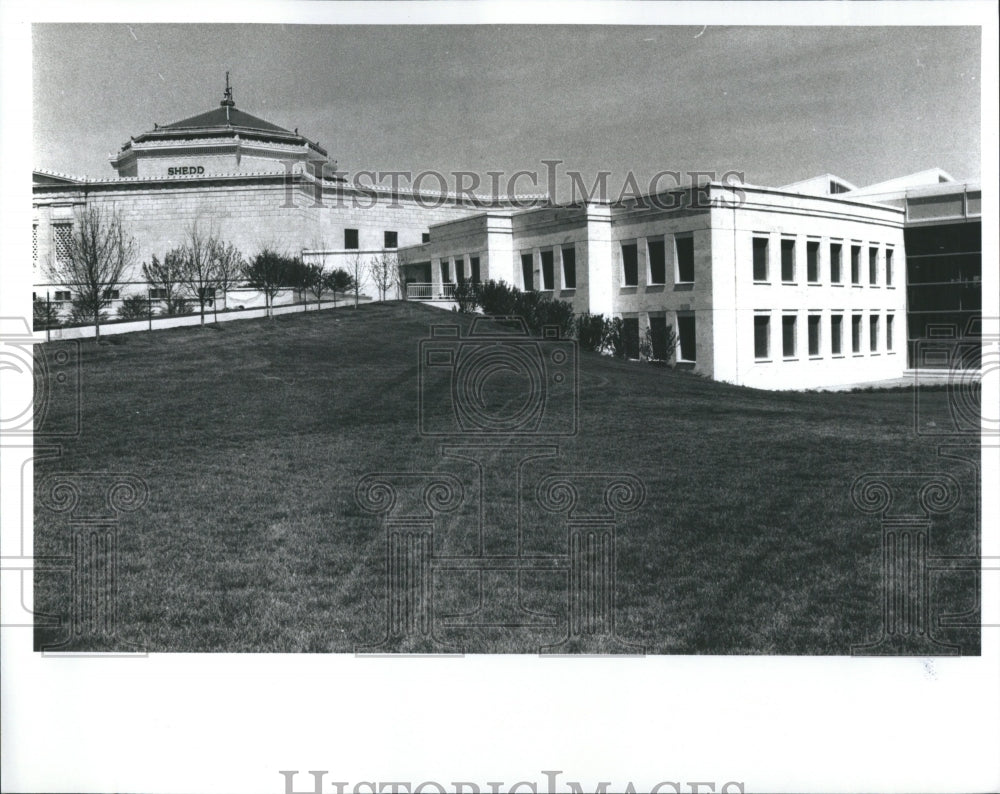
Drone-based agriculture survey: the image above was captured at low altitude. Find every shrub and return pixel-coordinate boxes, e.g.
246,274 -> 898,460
163,296 -> 193,316
533,297 -> 575,339
33,297 -> 61,331
604,317 -> 627,358
117,294 -> 150,321
67,298 -> 108,328
574,313 -> 607,352
475,279 -> 519,316
452,280 -> 479,314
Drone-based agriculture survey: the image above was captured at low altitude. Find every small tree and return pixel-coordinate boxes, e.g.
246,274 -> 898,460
304,263 -> 327,309
142,249 -> 185,315
212,239 -> 244,315
368,251 -> 397,302
244,248 -> 292,318
324,268 -> 354,307
44,204 -> 136,341
347,253 -> 365,308
176,221 -> 221,325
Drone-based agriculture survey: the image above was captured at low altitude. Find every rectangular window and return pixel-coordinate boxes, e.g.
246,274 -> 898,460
622,318 -> 640,359
621,243 -> 639,286
851,245 -> 861,284
455,257 -> 465,284
102,288 -> 121,300
197,287 -> 215,300
830,242 -> 843,284
562,247 -> 576,289
675,236 -> 695,283
808,314 -> 821,357
677,314 -> 696,362
540,250 -> 555,290
781,238 -> 796,282
887,314 -> 895,351
886,248 -> 894,286
649,316 -> 670,360
54,290 -> 72,302
441,259 -> 451,284
869,314 -> 879,352
344,228 -> 359,249
53,224 -> 73,265
869,246 -> 878,285
807,240 -> 820,283
852,314 -> 862,353
384,231 -> 398,249
422,232 -> 431,244
752,237 -> 769,282
521,253 -> 534,291
782,315 -> 797,358
647,239 -> 666,285
831,314 -> 843,355
470,256 -> 481,285
754,315 -> 770,360
148,289 -> 166,300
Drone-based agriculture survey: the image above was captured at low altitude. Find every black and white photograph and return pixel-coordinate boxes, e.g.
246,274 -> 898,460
2,1 -> 998,792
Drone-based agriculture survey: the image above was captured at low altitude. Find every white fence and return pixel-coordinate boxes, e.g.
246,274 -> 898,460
407,283 -> 456,300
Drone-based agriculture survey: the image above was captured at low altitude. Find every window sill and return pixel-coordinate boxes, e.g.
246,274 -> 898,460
809,355 -> 822,360
783,357 -> 799,362
831,354 -> 845,359
870,352 -> 880,356
673,281 -> 694,289
808,282 -> 821,286
781,281 -> 797,286
755,358 -> 772,363
560,288 -> 576,294
831,283 -> 844,287
753,281 -> 770,286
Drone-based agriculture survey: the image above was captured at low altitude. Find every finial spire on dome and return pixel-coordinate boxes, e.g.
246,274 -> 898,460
221,71 -> 235,109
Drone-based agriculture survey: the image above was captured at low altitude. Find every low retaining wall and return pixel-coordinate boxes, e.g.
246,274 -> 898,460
34,297 -> 374,341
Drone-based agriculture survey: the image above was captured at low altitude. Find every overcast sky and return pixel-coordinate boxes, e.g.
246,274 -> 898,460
32,24 -> 981,194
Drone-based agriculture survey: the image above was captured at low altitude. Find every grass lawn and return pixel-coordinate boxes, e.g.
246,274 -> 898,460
33,302 -> 981,653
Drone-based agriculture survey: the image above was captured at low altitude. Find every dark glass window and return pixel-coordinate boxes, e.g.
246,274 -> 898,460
675,237 -> 695,283
621,243 -> 638,286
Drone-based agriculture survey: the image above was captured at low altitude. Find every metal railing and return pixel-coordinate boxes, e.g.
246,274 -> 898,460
407,283 -> 456,300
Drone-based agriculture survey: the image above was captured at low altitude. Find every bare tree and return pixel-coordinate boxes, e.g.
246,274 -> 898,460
347,252 -> 365,308
368,251 -> 398,302
212,239 -> 244,316
394,250 -> 410,301
44,204 -> 136,342
142,248 -> 185,315
176,221 -> 221,325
